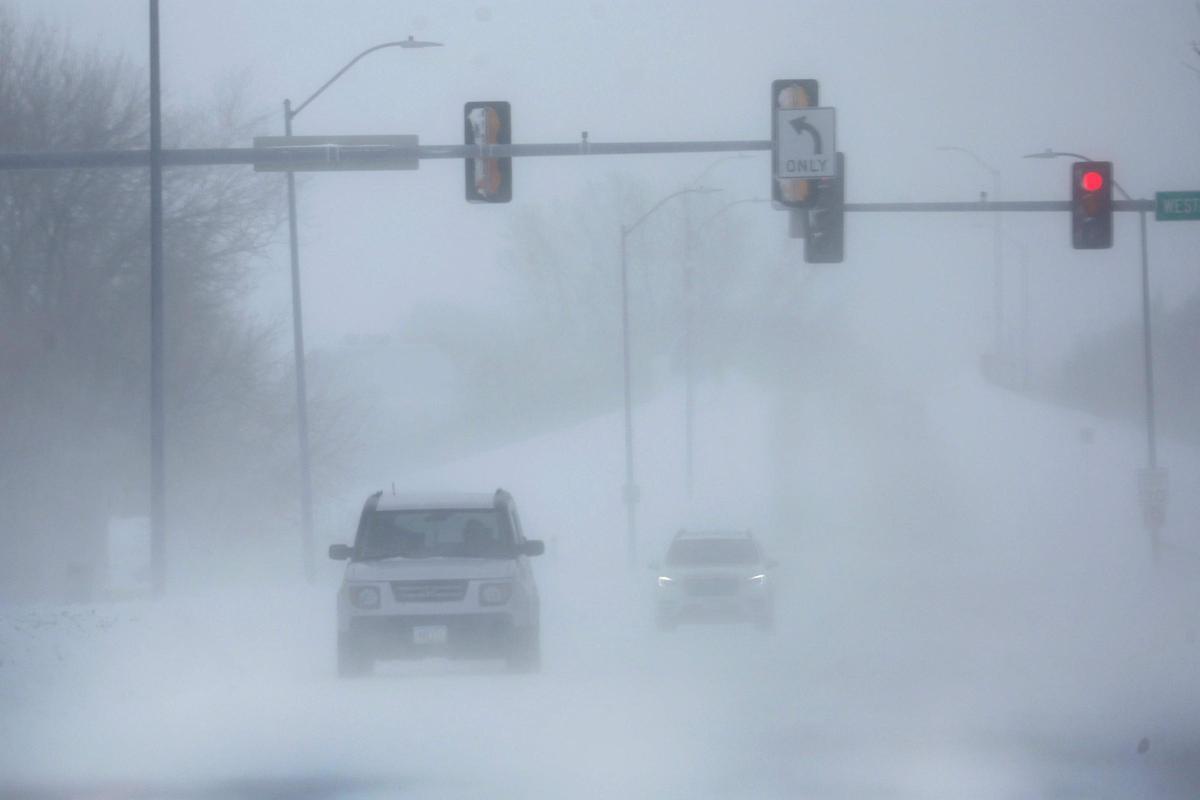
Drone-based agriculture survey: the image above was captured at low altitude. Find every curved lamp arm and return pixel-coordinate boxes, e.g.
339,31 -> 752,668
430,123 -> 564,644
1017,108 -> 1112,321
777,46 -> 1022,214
288,36 -> 442,121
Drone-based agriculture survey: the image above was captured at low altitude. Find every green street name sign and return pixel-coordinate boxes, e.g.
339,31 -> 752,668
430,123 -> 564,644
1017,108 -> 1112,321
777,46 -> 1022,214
1156,191 -> 1200,221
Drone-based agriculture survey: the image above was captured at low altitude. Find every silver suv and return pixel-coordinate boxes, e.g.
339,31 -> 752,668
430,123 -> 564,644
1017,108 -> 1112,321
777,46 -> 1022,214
329,489 -> 544,676
651,529 -> 776,631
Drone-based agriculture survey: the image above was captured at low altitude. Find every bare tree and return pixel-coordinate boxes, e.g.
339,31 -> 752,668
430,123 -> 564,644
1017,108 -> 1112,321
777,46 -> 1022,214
0,12 -> 307,596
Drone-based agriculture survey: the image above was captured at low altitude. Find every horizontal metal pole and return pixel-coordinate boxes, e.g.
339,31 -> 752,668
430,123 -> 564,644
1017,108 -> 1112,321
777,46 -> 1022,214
845,199 -> 1154,212
0,140 -> 772,171
0,145 -> 1160,213
423,140 -> 772,158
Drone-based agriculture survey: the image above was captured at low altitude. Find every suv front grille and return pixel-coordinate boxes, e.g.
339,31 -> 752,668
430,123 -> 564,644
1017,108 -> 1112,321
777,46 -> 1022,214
683,576 -> 739,597
390,580 -> 468,603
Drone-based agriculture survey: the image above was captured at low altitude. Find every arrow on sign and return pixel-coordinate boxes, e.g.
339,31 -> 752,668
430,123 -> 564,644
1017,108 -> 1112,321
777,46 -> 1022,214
788,116 -> 823,154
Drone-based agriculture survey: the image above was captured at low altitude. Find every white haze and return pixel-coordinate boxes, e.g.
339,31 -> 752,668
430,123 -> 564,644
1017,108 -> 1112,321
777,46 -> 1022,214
2,1 -> 1200,798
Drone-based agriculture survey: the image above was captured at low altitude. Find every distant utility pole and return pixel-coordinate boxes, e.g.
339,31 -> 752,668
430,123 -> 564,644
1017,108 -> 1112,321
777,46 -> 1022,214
936,146 -> 1004,359
148,0 -> 166,596
682,154 -> 752,498
620,186 -> 718,566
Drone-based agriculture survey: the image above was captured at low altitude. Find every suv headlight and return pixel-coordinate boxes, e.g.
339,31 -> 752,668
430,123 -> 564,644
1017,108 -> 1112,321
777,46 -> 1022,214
747,574 -> 766,585
479,582 -> 513,606
349,584 -> 381,609
657,576 -> 675,588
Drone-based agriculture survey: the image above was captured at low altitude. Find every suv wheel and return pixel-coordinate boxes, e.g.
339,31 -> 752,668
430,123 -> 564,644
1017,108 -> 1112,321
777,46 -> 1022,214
337,632 -> 371,678
507,626 -> 541,673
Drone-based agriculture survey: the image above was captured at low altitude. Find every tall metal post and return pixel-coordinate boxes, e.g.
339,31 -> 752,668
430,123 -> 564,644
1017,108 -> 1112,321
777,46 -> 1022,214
284,100 -> 316,583
619,225 -> 637,566
1138,208 -> 1162,556
616,188 -> 712,567
148,0 -> 166,596
678,154 -> 747,498
1139,209 -> 1158,472
1020,247 -> 1030,388
682,196 -> 695,498
936,147 -> 1004,358
991,173 -> 1004,357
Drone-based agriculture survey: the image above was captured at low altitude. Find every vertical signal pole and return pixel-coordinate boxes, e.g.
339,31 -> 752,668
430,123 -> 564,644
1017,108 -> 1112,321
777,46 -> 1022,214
682,195 -> 695,498
1139,207 -> 1157,471
619,224 -> 637,566
148,0 -> 166,596
991,174 -> 1003,357
1138,207 -> 1162,555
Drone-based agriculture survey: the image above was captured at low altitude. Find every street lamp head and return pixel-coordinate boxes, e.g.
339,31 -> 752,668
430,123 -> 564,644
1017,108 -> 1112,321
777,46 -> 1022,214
398,34 -> 443,48
1023,149 -> 1060,159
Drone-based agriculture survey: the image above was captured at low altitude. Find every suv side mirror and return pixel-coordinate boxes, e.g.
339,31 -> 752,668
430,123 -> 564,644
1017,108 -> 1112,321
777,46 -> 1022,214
328,544 -> 353,561
520,540 -> 545,557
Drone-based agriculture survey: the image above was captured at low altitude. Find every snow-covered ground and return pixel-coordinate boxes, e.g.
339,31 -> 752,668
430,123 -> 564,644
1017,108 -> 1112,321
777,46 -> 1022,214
2,372 -> 1199,798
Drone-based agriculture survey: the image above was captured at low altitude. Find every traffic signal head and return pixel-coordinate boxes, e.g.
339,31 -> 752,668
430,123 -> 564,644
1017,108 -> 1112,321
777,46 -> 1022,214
805,152 -> 844,263
1071,160 -> 1112,249
464,101 -> 512,203
771,79 -> 818,208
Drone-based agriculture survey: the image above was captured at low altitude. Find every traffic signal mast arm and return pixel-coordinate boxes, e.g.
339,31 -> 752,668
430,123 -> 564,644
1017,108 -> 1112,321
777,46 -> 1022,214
0,139 -> 771,171
0,144 -> 1156,211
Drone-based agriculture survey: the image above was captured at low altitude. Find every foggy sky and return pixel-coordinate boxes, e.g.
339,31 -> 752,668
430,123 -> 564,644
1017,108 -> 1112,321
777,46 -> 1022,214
6,0 -> 1199,363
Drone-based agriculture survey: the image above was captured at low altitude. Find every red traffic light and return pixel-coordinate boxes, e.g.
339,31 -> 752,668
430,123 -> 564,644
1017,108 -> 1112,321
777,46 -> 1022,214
1071,161 -> 1113,249
1081,170 -> 1104,192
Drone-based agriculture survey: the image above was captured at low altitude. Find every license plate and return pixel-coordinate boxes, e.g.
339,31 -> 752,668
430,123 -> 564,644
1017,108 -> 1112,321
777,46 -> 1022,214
412,625 -> 448,645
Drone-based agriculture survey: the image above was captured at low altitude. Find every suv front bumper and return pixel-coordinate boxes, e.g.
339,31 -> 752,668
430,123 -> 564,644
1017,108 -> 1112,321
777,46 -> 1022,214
347,612 -> 521,659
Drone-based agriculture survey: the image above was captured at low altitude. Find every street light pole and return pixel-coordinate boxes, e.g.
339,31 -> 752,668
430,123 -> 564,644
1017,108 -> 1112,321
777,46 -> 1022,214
148,0 -> 165,596
282,100 -> 315,583
1024,149 -> 1162,551
683,216 -> 695,495
283,36 -> 441,582
1017,240 -> 1031,388
937,146 -> 1004,358
1138,207 -> 1158,470
993,229 -> 1031,388
681,154 -> 751,498
620,224 -> 637,568
620,187 -> 718,566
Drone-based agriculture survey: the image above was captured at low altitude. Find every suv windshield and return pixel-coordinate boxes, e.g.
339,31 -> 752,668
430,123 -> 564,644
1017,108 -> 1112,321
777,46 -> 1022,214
666,539 -> 759,566
357,508 -> 514,560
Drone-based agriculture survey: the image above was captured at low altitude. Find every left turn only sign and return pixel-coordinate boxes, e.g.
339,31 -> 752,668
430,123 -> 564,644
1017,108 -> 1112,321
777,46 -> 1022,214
775,107 -> 836,178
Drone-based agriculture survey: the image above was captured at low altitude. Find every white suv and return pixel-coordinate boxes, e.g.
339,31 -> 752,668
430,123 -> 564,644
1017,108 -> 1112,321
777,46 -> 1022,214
651,529 -> 776,631
329,489 -> 544,676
